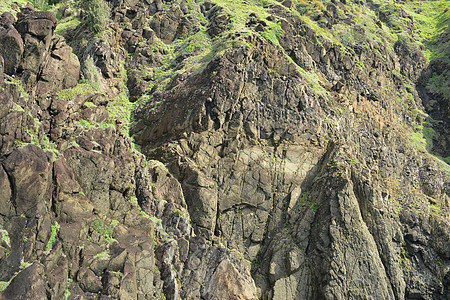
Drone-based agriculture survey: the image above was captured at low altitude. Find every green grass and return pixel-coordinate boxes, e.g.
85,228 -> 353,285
410,125 -> 435,152
370,0 -> 449,60
211,0 -> 276,33
57,83 -> 97,101
93,250 -> 109,260
82,57 -> 104,91
91,218 -> 117,243
46,221 -> 60,249
402,1 -> 449,54
55,15 -> 81,36
260,21 -> 283,46
5,77 -> 29,98
0,0 -> 30,15
426,73 -> 450,100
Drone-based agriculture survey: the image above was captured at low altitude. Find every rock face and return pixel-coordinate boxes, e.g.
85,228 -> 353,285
0,8 -> 79,97
0,26 -> 23,75
129,0 -> 449,299
0,1 -> 448,299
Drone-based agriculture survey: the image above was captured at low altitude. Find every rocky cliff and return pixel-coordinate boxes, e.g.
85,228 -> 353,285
0,0 -> 448,299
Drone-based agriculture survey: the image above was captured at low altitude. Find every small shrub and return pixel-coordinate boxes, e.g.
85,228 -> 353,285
46,222 -> 60,249
91,218 -> 117,243
82,58 -> 103,91
80,0 -> 109,33
58,83 -> 96,101
30,0 -> 49,10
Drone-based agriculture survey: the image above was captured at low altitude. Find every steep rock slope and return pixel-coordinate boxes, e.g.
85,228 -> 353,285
128,0 -> 450,298
0,0 -> 448,299
0,3 -> 257,299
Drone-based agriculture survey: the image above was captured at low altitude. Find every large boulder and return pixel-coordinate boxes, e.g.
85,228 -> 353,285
0,27 -> 24,75
0,165 -> 14,216
203,258 -> 258,300
0,263 -> 47,300
36,37 -> 80,96
182,166 -> 218,238
64,147 -> 114,215
2,144 -> 52,217
149,6 -> 184,44
0,78 -> 13,120
15,10 -> 57,39
16,10 -> 57,87
0,12 -> 15,29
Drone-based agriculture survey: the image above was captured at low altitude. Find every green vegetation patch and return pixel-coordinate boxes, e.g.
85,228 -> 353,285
410,124 -> 435,152
0,0 -> 30,15
426,72 -> 450,101
80,0 -> 109,33
46,221 -> 60,249
91,218 -> 118,243
57,83 -> 97,101
55,15 -> 81,36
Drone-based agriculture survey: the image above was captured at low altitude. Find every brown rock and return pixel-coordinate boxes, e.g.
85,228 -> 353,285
0,27 -> 24,75
148,161 -> 186,207
54,158 -> 82,195
64,147 -> 114,215
0,55 -> 3,76
46,256 -> 69,299
79,106 -> 109,124
182,167 -> 218,237
149,7 -> 184,44
0,12 -> 15,29
0,263 -> 47,300
0,165 -> 14,217
36,38 -> 80,96
2,144 -> 52,217
0,83 -> 13,119
281,0 -> 293,8
17,3 -> 35,19
77,267 -> 102,293
203,258 -> 258,300
16,10 -> 57,89
16,11 -> 57,39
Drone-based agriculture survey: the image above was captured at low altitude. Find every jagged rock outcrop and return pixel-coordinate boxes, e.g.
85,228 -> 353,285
0,3 -> 258,299
0,26 -> 23,75
0,1 -> 448,299
0,6 -> 79,97
128,0 -> 449,299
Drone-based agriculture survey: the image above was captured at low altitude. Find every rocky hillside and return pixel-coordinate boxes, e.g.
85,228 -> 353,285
0,0 -> 448,299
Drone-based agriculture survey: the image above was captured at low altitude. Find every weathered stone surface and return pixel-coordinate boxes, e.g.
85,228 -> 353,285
15,10 -> 57,90
2,144 -> 52,217
77,267 -> 103,293
0,12 -> 15,29
0,1 -> 448,299
203,257 -> 258,300
149,6 -> 184,44
182,166 -> 217,237
0,85 -> 13,120
0,55 -> 3,76
148,160 -> 186,208
0,165 -> 14,216
54,158 -> 82,195
0,27 -> 24,75
36,37 -> 80,96
15,11 -> 57,39
0,263 -> 47,300
64,147 -> 114,215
